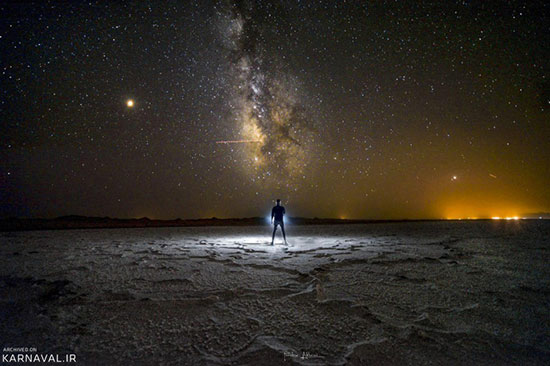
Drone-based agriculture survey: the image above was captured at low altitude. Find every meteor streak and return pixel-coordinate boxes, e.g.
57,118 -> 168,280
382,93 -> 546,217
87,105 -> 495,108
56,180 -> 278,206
215,139 -> 262,144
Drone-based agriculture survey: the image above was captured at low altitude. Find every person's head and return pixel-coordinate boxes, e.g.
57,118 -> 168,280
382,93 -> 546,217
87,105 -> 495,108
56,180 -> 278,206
276,199 -> 281,205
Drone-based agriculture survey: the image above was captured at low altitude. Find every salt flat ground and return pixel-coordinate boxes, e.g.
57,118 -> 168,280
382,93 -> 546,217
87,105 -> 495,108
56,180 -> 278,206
1,221 -> 549,365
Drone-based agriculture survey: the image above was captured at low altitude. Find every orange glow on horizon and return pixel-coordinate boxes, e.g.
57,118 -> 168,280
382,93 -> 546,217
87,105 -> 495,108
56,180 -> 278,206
442,199 -> 531,221
443,216 -> 525,220
491,216 -> 522,220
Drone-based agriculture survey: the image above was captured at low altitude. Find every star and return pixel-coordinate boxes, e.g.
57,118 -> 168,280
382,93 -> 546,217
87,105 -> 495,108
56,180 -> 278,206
0,1 -> 546,220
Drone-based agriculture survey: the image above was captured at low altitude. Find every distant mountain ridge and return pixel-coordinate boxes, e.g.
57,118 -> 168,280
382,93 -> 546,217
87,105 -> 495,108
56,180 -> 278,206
1,216 -> 416,232
1,215 -> 547,232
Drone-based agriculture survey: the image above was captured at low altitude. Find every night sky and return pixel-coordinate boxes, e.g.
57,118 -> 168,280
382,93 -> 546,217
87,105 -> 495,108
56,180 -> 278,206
1,1 -> 548,220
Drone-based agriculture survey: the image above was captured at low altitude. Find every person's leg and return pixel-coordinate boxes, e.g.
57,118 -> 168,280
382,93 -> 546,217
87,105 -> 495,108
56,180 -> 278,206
281,223 -> 287,244
271,223 -> 277,245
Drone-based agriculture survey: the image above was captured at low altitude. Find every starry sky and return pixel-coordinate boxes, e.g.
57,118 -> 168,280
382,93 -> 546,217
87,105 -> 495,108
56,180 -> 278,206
1,1 -> 548,220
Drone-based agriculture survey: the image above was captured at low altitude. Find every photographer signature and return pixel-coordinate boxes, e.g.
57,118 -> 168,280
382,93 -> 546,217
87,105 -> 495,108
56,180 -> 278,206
283,350 -> 322,361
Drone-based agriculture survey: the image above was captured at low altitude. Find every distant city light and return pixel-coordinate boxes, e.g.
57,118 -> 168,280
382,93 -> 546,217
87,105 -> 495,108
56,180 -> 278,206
491,216 -> 521,220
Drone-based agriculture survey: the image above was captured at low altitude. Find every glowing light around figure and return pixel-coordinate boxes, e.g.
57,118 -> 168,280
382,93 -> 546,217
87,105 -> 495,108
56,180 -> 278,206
126,99 -> 134,108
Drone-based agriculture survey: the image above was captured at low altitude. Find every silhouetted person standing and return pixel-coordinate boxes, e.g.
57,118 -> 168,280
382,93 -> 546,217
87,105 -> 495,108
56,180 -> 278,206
271,199 -> 287,245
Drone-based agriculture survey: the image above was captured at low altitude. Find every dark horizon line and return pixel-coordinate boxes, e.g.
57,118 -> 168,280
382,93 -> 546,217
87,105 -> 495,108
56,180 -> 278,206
2,213 -> 550,221
2,212 -> 550,221
2,214 -> 440,222
2,214 -> 550,233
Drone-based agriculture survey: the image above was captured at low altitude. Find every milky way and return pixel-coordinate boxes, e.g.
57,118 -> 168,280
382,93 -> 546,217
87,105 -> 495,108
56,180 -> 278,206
221,1 -> 318,186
